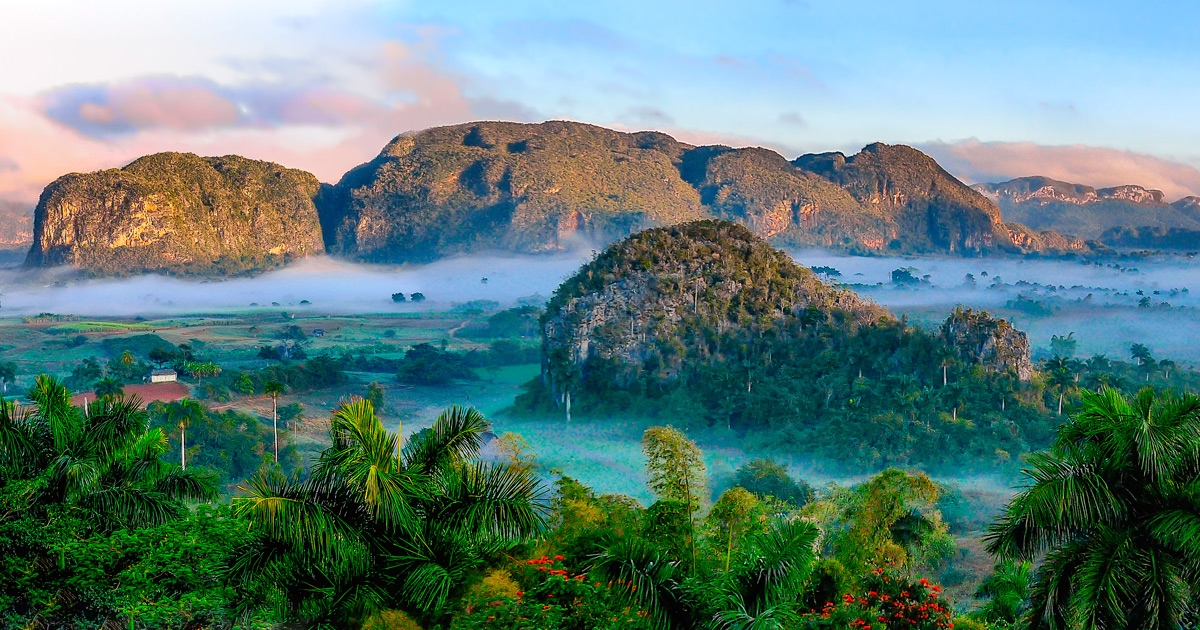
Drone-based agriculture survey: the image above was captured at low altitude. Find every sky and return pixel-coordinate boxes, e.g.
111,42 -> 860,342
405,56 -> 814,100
3,0 -> 1200,204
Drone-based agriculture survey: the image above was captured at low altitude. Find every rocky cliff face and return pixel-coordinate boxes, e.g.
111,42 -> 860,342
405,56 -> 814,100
795,143 -> 1018,254
939,307 -> 1033,382
320,121 -> 1079,263
680,146 -> 894,251
973,176 -> 1200,239
321,121 -> 706,263
25,153 -> 324,275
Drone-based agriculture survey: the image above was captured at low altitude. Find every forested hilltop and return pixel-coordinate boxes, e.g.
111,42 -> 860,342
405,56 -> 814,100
519,220 -> 1051,472
22,121 -> 1090,276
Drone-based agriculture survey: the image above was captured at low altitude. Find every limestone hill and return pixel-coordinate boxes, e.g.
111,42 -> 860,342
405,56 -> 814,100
320,121 -> 1082,263
520,220 -> 1046,472
25,153 -> 325,276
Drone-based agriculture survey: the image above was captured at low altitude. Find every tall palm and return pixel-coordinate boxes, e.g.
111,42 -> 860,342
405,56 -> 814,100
263,380 -> 286,463
0,375 -> 217,530
231,401 -> 547,627
1043,356 -> 1078,416
985,387 -> 1200,630
1130,344 -> 1156,382
162,397 -> 204,470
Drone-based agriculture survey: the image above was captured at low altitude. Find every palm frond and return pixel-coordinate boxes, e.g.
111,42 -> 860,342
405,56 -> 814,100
590,535 -> 688,630
435,461 -> 548,540
402,406 -> 488,471
235,470 -> 373,575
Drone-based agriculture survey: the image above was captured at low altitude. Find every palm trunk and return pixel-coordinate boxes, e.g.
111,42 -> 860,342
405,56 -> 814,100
1058,391 -> 1064,416
272,394 -> 279,464
943,365 -> 947,387
181,424 -> 186,470
684,472 -> 696,574
726,527 -> 735,572
565,391 -> 571,423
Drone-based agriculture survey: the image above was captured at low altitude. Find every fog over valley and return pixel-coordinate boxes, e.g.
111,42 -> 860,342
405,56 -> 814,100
4,249 -> 1198,363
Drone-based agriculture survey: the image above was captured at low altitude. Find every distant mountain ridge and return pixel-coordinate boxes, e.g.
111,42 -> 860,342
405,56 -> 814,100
24,121 -> 1095,276
320,121 -> 1085,264
973,176 -> 1200,240
0,200 -> 32,249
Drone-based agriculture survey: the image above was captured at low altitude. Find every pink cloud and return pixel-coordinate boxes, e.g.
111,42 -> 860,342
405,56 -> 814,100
921,139 -> 1200,201
0,38 -> 535,201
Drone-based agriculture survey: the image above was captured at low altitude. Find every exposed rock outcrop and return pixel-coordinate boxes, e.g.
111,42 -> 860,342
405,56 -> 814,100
25,153 -> 324,275
795,143 -> 1016,255
940,307 -> 1033,382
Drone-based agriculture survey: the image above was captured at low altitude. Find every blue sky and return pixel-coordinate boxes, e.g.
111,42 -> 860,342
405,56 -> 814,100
2,0 -> 1199,201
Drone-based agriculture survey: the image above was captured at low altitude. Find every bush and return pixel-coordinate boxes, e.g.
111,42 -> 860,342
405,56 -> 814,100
733,458 -> 814,507
397,343 -> 473,385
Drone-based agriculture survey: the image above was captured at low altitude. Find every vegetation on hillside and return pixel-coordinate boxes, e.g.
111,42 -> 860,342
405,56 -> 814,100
521,221 -> 1051,472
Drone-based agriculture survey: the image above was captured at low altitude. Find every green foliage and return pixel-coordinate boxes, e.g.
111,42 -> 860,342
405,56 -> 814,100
458,306 -> 542,340
198,355 -> 345,401
64,356 -> 104,391
0,377 -> 229,627
797,569 -> 954,630
527,221 -> 1050,473
1049,332 -> 1077,358
971,560 -> 1031,627
398,343 -> 475,385
94,376 -> 125,399
147,400 -> 299,485
0,504 -> 262,629
366,381 -> 385,411
451,556 -> 634,630
808,469 -> 954,577
733,458 -> 814,507
101,333 -> 175,361
985,387 -> 1200,630
232,402 -> 548,626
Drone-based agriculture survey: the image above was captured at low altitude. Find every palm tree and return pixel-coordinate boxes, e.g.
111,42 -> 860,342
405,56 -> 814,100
1130,343 -> 1156,381
1043,356 -> 1078,415
985,387 -> 1200,630
0,375 -> 217,530
0,361 -> 15,394
162,398 -> 204,470
974,560 -> 1032,626
231,402 -> 546,627
263,380 -> 286,463
94,376 -> 125,400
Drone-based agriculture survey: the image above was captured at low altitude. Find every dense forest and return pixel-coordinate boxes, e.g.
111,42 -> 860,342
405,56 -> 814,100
2,375 -> 1199,629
